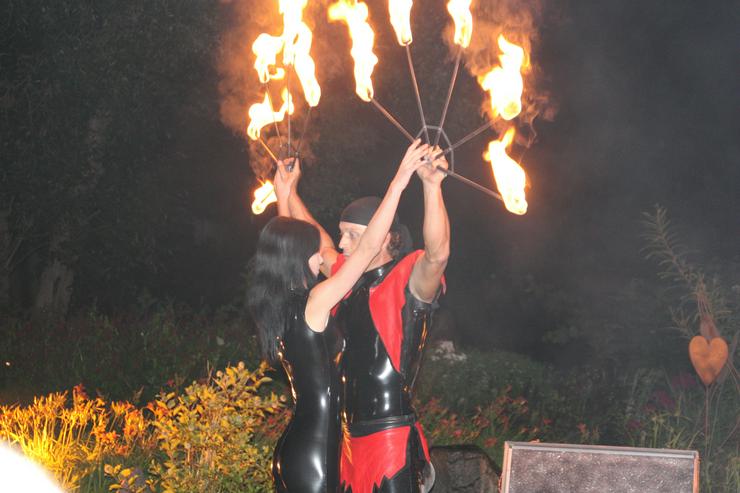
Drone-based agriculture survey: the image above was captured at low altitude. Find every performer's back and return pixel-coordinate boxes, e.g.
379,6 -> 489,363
273,293 -> 343,493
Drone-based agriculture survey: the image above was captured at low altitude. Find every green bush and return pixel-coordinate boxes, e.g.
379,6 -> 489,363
417,346 -> 554,414
140,361 -> 285,493
416,346 -> 738,492
1,362 -> 287,493
419,387 -> 551,467
623,371 -> 739,493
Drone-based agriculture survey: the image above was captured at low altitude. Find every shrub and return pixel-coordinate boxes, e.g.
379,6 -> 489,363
624,371 -> 739,493
417,346 -> 554,414
418,386 -> 551,466
0,385 -> 155,492
141,361 -> 285,493
1,362 -> 286,493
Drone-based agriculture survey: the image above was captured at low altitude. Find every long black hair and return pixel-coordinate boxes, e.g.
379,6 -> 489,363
246,216 -> 321,363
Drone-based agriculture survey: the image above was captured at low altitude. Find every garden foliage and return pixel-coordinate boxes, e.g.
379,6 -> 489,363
1,363 -> 284,493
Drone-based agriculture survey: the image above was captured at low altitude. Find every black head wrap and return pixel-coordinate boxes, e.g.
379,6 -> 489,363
339,196 -> 412,257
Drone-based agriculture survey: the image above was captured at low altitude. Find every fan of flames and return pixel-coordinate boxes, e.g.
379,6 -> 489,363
248,0 -> 532,216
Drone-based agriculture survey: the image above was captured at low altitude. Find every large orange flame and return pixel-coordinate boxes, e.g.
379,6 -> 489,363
483,127 -> 527,215
291,22 -> 321,106
278,0 -> 306,66
446,0 -> 473,48
252,33 -> 286,83
328,0 -> 378,102
247,88 -> 295,141
388,0 -> 413,46
478,34 -> 527,121
251,181 -> 278,215
251,0 -> 321,106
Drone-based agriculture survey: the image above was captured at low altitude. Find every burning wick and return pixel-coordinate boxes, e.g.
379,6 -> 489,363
251,181 -> 278,215
478,35 -> 527,121
483,127 -> 528,214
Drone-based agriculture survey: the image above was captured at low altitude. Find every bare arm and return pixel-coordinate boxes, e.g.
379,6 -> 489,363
273,161 -> 291,217
409,150 -> 450,303
273,157 -> 338,275
285,160 -> 339,277
304,141 -> 430,331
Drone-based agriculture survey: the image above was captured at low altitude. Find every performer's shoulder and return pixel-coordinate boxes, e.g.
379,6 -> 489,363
393,249 -> 425,270
380,250 -> 424,287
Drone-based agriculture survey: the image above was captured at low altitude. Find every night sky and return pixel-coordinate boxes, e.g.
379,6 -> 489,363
3,1 -> 738,361
154,0 -> 740,348
286,0 -> 740,355
437,0 -> 740,350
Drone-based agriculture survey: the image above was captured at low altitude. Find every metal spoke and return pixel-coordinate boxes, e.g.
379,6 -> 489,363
405,44 -> 430,143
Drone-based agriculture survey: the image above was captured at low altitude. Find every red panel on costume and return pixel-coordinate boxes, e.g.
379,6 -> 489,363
340,424 -> 432,492
330,253 -> 346,277
340,426 -> 409,493
367,251 -> 423,372
415,422 -> 431,461
334,250 -> 446,371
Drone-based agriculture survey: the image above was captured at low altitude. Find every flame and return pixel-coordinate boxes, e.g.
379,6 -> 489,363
388,0 -> 413,46
291,23 -> 321,106
483,127 -> 527,215
328,0 -> 378,102
250,0 -> 320,106
446,0 -> 473,48
251,181 -> 278,215
247,88 -> 295,141
478,34 -> 527,121
279,0 -> 307,65
280,0 -> 321,106
252,33 -> 286,83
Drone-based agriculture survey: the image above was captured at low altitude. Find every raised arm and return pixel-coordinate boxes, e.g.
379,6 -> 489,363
273,157 -> 338,275
304,140 -> 430,331
273,160 -> 292,217
409,149 -> 450,303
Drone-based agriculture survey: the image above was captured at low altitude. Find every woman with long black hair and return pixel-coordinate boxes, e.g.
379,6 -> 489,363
247,140 -> 431,492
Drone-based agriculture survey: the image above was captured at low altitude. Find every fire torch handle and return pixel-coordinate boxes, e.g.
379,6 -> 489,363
440,168 -> 503,201
422,158 -> 502,202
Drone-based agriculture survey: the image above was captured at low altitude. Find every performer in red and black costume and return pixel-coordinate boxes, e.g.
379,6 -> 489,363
284,146 -> 450,493
252,141 -> 432,493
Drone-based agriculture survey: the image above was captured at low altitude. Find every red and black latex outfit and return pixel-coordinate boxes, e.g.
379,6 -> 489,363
331,250 -> 439,493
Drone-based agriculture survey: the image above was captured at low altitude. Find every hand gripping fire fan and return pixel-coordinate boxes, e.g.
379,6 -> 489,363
246,0 -> 320,214
247,0 -> 532,216
329,0 -> 530,215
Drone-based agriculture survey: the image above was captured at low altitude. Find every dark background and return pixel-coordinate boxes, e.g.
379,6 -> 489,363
2,0 -> 738,370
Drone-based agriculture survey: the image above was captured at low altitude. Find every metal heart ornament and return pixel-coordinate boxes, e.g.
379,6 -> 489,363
688,336 -> 729,386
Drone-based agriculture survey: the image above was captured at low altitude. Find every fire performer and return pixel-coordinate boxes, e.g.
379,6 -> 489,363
281,144 -> 449,493
247,141 -> 431,493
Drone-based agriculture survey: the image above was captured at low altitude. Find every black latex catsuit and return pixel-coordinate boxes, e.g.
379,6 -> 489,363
273,293 -> 343,493
336,256 -> 436,493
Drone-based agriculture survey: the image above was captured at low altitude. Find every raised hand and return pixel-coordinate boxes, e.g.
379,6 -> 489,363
416,146 -> 448,186
392,139 -> 431,190
273,157 -> 301,199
